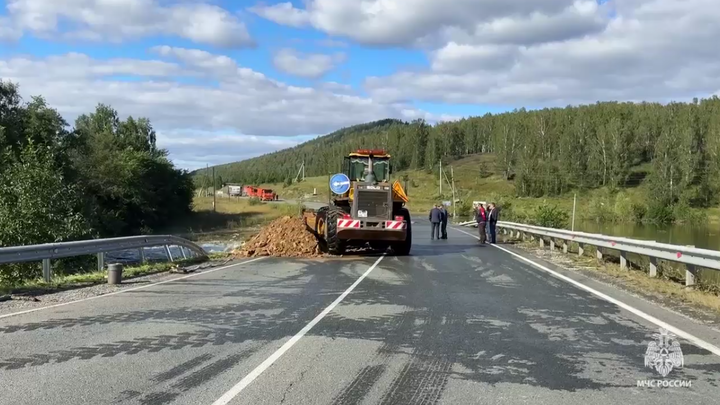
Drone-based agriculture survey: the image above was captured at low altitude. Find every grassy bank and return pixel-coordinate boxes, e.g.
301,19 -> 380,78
0,256 -> 220,297
507,236 -> 720,315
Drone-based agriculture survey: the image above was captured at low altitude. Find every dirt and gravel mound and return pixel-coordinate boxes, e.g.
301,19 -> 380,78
236,216 -> 322,258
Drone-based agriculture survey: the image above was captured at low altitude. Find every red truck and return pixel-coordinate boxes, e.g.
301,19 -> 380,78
243,186 -> 258,197
259,188 -> 278,201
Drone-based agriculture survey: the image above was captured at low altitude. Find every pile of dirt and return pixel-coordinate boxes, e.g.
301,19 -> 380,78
236,216 -> 323,258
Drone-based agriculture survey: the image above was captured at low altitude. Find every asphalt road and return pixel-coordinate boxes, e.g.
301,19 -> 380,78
2,222 -> 720,404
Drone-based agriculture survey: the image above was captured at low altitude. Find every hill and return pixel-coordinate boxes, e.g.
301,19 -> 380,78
196,96 -> 720,225
191,119 -> 405,185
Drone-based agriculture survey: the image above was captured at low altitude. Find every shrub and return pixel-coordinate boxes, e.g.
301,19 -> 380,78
672,200 -> 707,225
457,200 -> 474,217
631,203 -> 647,223
478,162 -> 491,179
248,197 -> 262,206
646,203 -> 675,224
613,192 -> 634,221
532,205 -> 569,228
586,194 -> 613,223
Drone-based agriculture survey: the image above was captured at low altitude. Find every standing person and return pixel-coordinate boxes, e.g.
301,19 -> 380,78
488,202 -> 499,244
476,204 -> 487,244
485,204 -> 492,242
440,204 -> 449,239
429,204 -> 442,240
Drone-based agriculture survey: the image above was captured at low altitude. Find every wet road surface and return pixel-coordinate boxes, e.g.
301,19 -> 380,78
1,222 -> 720,404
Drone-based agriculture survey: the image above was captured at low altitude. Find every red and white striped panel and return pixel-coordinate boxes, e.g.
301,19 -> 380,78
385,220 -> 406,229
337,219 -> 361,228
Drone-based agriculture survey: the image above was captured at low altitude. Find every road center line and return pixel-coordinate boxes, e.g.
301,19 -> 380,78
0,257 -> 267,320
450,226 -> 720,358
211,254 -> 387,405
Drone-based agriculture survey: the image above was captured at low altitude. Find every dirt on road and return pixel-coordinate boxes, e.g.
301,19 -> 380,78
236,216 -> 323,258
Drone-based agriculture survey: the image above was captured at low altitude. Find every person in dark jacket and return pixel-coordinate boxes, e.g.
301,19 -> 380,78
429,204 -> 443,240
440,205 -> 448,239
476,204 -> 487,244
488,202 -> 499,243
484,204 -> 491,242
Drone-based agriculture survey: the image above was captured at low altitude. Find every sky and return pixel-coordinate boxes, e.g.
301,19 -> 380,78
1,0 -> 719,170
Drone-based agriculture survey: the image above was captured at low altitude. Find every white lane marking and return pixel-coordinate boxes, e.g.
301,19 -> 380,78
451,226 -> 720,358
0,257 -> 267,320
211,254 -> 387,405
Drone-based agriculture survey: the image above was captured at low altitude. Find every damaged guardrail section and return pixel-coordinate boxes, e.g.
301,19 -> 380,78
458,220 -> 718,287
0,235 -> 208,282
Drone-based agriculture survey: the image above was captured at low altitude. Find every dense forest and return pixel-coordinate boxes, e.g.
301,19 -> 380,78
197,97 -> 720,224
0,81 -> 194,283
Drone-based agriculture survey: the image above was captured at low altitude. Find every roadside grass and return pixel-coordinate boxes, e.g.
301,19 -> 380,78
164,197 -> 303,238
508,236 -> 720,315
0,256 -> 211,297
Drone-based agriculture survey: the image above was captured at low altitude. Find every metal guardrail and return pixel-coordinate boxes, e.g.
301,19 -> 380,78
0,235 -> 208,282
458,220 -> 716,286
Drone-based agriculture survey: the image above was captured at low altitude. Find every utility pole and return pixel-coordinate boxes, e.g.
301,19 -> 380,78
572,193 -> 576,231
450,166 -> 457,221
212,166 -> 216,212
294,161 -> 305,183
206,164 -> 209,197
439,160 -> 442,195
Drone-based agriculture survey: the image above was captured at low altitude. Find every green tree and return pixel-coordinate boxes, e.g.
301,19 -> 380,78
0,143 -> 92,283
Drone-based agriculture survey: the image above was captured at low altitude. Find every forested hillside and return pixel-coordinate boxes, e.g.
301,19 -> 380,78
200,97 -> 720,223
0,80 -> 194,283
194,119 -> 406,187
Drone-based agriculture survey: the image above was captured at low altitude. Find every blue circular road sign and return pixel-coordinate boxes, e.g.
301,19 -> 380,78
330,173 -> 351,194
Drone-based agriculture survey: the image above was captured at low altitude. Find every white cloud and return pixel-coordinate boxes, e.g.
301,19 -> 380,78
319,81 -> 354,94
156,130 -> 309,169
364,0 -> 720,106
0,48 -> 443,169
150,45 -> 239,76
251,0 -> 720,106
248,2 -> 311,28
0,16 -> 22,41
272,48 -> 346,79
249,0 -> 587,47
4,0 -> 254,47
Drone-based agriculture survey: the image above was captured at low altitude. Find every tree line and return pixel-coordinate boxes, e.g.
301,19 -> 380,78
200,96 -> 720,224
0,81 -> 194,284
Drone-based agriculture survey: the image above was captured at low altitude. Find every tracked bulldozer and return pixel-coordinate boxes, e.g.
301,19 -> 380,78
303,149 -> 412,255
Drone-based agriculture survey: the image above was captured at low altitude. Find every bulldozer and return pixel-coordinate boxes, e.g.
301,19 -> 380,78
303,149 -> 412,255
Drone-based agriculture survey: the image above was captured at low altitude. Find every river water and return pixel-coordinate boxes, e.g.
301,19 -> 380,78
456,217 -> 719,251
572,221 -> 719,250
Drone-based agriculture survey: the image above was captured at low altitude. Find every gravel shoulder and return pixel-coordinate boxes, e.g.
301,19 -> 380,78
507,239 -> 720,328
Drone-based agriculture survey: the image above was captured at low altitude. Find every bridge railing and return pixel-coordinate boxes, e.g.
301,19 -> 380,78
458,220 -> 717,286
0,235 -> 208,282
